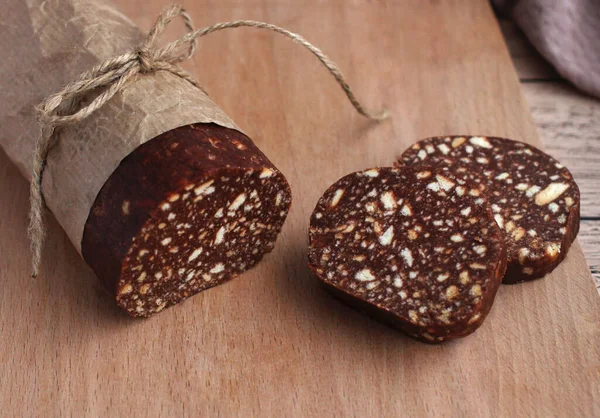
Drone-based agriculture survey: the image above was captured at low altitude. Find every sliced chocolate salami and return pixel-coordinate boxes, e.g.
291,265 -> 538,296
308,167 -> 507,343
396,136 -> 580,283
82,124 -> 291,317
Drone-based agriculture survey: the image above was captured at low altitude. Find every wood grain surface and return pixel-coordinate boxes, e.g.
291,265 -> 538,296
1,0 -> 599,416
499,18 -> 600,290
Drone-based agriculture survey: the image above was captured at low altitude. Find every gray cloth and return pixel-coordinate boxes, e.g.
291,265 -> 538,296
494,0 -> 600,98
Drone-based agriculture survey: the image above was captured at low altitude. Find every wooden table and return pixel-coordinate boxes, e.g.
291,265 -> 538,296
1,1 -> 599,416
499,19 -> 600,291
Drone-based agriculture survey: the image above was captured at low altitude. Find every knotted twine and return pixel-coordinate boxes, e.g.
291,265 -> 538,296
30,3 -> 389,278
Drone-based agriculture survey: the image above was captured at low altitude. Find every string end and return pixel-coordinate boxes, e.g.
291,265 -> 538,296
372,108 -> 390,122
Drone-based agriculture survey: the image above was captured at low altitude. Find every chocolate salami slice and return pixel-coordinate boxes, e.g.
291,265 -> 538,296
82,124 -> 291,317
308,167 -> 507,343
396,136 -> 580,283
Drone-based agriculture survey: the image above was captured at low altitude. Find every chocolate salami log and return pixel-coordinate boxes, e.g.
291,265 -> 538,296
84,124 -> 291,316
308,167 -> 507,343
0,0 -> 291,316
396,136 -> 580,284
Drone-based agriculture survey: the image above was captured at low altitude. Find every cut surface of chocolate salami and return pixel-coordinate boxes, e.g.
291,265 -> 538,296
396,136 -> 580,283
308,167 -> 507,343
82,124 -> 291,317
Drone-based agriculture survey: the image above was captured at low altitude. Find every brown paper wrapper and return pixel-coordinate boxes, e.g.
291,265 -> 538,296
0,0 -> 239,254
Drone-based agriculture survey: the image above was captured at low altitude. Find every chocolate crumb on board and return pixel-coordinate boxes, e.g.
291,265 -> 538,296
82,124 -> 291,317
396,136 -> 580,284
308,167 -> 507,343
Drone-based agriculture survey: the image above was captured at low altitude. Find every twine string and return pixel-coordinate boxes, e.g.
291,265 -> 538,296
30,3 -> 389,277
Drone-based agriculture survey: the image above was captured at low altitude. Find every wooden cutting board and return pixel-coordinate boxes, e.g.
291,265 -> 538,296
1,0 -> 598,415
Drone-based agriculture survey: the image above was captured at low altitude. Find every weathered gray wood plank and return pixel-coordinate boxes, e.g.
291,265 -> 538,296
522,82 -> 600,218
579,221 -> 600,289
